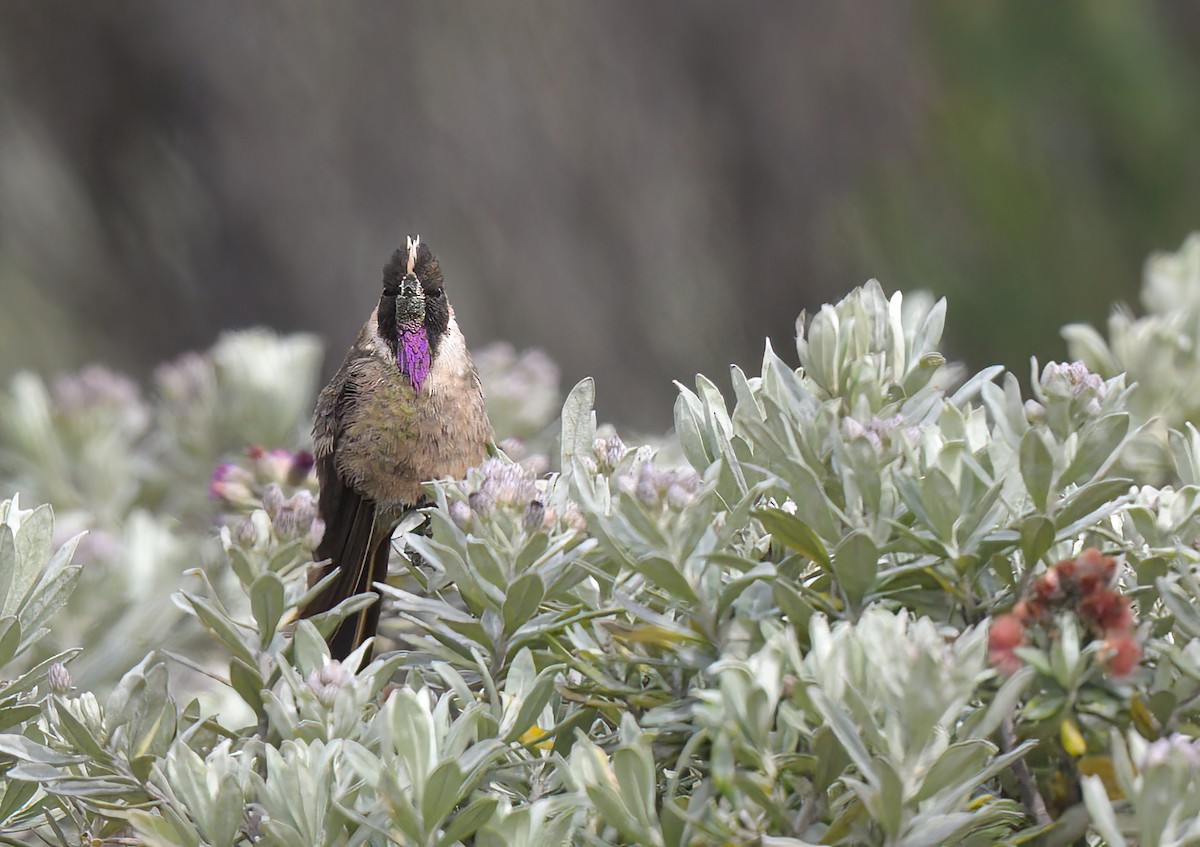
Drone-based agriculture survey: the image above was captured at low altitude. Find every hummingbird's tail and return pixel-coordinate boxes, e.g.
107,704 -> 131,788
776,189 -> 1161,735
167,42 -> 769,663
301,457 -> 389,660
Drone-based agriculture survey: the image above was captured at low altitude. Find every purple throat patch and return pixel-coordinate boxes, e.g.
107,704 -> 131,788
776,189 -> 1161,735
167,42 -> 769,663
396,324 -> 431,390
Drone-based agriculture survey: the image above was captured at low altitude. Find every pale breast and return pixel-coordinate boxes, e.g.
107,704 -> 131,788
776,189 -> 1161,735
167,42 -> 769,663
334,319 -> 491,509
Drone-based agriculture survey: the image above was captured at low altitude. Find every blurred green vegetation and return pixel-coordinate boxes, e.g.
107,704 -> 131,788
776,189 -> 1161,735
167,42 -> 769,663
846,2 -> 1200,376
0,3 -> 1197,425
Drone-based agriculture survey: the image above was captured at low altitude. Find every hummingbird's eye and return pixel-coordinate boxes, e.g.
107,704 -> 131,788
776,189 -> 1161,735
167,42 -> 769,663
428,288 -> 444,299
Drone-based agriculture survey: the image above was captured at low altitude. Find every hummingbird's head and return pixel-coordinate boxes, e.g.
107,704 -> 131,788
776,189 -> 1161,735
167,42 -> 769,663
378,235 -> 450,391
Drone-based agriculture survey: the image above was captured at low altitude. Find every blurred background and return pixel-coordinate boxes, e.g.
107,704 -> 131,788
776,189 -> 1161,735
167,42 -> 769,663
2,1 -> 1199,429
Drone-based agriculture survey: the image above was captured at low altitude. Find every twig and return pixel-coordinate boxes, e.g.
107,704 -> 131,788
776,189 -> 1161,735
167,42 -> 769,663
1002,713 -> 1051,827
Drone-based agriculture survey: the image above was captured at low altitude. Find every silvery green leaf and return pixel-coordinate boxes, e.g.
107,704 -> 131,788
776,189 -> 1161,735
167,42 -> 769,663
909,296 -> 947,363
229,658 -> 265,718
1080,775 -> 1126,847
0,734 -> 88,766
799,309 -> 839,395
504,664 -> 563,745
696,374 -> 733,442
8,763 -> 136,796
673,389 -> 711,471
874,759 -> 904,839
1053,477 -> 1132,534
1050,615 -> 1081,688
612,742 -> 664,845
177,591 -> 257,666
301,593 -> 377,645
808,689 -> 876,783
968,666 -> 1034,740
915,739 -> 994,801
385,688 -> 437,781
1158,578 -> 1200,640
0,615 -> 20,668
1020,515 -> 1055,569
422,759 -> 467,829
1019,428 -> 1055,511
3,505 -> 52,618
249,572 -> 286,648
729,364 -> 763,424
833,531 -> 877,610
753,509 -> 831,570
899,812 -> 980,847
559,377 -> 596,477
0,777 -> 40,827
502,572 -> 545,636
1170,423 -> 1200,485
15,571 -> 80,658
49,698 -> 108,761
1061,412 -> 1128,486
437,795 -> 499,847
0,526 -> 15,618
919,468 -> 958,541
293,619 -> 329,676
0,703 -> 39,733
126,808 -> 203,847
632,555 -> 698,605
715,562 -> 777,620
126,663 -> 176,761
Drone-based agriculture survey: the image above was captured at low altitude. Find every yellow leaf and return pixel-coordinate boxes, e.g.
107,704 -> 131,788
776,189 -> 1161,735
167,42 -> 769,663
606,623 -> 702,647
518,724 -> 553,752
1130,695 -> 1160,740
1078,755 -> 1124,800
1060,718 -> 1087,757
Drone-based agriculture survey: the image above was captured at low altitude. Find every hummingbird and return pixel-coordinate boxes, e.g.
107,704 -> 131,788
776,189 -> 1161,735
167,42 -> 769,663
302,236 -> 492,659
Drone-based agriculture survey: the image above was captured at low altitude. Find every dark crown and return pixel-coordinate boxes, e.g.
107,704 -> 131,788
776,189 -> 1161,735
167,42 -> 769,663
383,235 -> 444,295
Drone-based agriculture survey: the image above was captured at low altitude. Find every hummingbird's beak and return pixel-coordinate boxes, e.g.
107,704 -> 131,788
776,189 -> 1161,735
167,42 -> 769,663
400,274 -> 422,299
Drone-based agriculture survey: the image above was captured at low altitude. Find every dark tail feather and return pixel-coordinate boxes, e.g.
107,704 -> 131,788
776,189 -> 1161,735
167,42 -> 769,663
302,457 -> 385,660
326,538 -> 390,660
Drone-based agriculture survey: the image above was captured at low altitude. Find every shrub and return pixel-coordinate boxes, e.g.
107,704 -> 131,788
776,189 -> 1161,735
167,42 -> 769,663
3,238 -> 1200,845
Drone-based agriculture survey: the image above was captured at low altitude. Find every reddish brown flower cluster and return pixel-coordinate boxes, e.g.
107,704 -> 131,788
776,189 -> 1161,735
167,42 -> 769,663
988,548 -> 1140,677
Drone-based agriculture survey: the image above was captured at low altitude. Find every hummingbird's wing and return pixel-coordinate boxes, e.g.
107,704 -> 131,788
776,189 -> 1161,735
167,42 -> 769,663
302,367 -> 387,659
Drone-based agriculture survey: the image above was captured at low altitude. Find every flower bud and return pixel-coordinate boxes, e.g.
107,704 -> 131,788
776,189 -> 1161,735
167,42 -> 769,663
523,500 -> 546,533
468,490 -> 495,518
209,463 -> 255,504
288,450 -> 315,484
594,434 -> 629,472
563,504 -> 587,531
273,508 -> 298,537
449,500 -> 473,531
233,516 -> 259,547
48,662 -> 72,695
635,469 -> 662,506
257,448 -> 295,483
666,482 -> 694,510
1141,734 -> 1200,769
262,484 -> 286,517
288,491 -> 317,532
307,661 -> 353,706
307,518 -> 326,550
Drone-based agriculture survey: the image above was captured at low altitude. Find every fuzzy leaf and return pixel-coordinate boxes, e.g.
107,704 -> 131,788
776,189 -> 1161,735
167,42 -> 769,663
250,572 -> 286,648
1019,429 -> 1054,510
560,378 -> 596,477
753,509 -> 831,570
833,531 -> 877,609
502,572 -> 545,636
